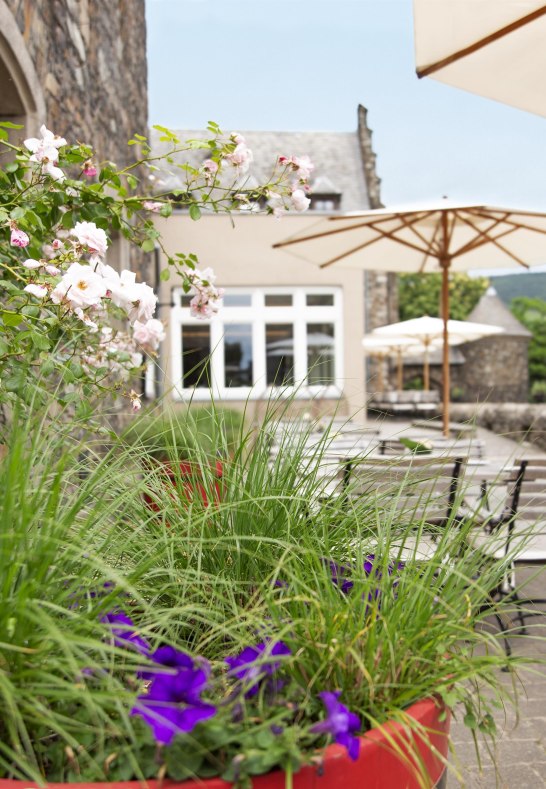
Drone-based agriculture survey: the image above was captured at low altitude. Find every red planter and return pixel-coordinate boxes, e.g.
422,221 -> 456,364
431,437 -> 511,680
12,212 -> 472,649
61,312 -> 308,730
0,698 -> 450,789
143,460 -> 223,510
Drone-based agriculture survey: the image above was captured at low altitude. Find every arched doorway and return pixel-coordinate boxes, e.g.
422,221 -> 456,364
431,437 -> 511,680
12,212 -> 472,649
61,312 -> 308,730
0,0 -> 45,136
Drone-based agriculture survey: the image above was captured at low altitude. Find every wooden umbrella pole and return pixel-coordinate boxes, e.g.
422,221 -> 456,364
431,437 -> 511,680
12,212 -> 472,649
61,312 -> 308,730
397,348 -> 403,390
423,340 -> 430,391
441,257 -> 451,436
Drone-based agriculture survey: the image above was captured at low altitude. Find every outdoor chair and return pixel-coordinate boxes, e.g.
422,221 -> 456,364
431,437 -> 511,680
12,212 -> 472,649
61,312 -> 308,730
468,458 -> 546,655
341,455 -> 466,562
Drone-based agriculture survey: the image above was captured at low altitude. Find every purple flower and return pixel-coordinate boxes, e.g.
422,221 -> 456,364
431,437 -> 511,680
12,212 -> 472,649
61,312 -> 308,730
101,610 -> 150,656
323,558 -> 354,594
225,640 -> 291,697
132,651 -> 216,745
132,674 -> 216,745
310,691 -> 361,761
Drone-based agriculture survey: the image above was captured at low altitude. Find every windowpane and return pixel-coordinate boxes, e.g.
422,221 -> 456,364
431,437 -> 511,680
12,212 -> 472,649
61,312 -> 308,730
307,323 -> 335,385
181,294 -> 193,307
224,323 -> 253,387
223,294 -> 252,307
265,294 -> 293,307
266,324 -> 294,386
182,325 -> 211,388
306,294 -> 334,306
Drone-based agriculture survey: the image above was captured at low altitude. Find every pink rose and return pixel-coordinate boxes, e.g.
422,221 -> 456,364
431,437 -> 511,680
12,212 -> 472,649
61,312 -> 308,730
83,161 -> 97,177
132,318 -> 166,351
11,227 -> 30,248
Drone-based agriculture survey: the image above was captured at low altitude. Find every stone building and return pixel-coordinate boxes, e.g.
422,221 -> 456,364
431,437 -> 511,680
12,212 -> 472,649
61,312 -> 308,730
0,0 -> 147,165
460,286 -> 532,402
0,0 -> 148,272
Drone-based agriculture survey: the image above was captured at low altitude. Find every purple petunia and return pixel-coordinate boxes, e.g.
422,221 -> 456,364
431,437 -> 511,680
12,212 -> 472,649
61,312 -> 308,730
323,558 -> 354,594
101,610 -> 150,656
225,640 -> 291,697
310,691 -> 361,761
131,647 -> 216,745
324,555 -> 405,611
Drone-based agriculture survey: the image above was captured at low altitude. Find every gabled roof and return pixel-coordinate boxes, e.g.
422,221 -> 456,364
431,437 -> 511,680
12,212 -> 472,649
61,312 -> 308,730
149,110 -> 378,212
467,286 -> 532,337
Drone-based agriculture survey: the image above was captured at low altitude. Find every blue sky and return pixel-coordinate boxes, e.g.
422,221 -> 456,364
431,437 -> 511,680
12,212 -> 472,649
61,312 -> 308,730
146,0 -> 546,211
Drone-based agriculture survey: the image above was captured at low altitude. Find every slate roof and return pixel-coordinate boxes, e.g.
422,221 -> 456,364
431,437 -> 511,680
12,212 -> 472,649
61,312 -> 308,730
467,286 -> 532,337
149,128 -> 371,212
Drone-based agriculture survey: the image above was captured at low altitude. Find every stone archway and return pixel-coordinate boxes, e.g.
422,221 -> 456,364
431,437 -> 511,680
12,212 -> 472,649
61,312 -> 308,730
0,0 -> 45,136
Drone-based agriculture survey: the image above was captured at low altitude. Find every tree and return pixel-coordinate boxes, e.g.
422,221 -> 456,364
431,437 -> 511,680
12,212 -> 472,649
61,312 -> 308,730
511,296 -> 546,386
397,273 -> 489,321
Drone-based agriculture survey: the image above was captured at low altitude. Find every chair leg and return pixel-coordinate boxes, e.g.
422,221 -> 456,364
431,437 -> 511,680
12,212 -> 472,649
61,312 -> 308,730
493,612 -> 512,659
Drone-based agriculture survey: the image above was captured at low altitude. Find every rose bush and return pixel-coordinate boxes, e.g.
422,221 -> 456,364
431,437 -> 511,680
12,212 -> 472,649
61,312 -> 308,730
0,121 -> 311,416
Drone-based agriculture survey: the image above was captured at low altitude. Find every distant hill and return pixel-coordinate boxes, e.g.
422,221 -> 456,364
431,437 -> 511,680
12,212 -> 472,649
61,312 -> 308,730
491,272 -> 546,306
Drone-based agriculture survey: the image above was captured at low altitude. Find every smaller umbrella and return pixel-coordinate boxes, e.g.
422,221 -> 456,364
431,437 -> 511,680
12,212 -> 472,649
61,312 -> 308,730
373,315 -> 504,392
362,335 -> 427,391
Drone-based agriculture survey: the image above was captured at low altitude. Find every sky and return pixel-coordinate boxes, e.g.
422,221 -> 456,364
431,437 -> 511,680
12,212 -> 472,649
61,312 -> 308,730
146,0 -> 546,213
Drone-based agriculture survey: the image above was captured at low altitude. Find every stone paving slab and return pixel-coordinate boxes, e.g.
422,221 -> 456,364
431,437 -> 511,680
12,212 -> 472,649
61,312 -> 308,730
368,417 -> 546,786
447,566 -> 546,787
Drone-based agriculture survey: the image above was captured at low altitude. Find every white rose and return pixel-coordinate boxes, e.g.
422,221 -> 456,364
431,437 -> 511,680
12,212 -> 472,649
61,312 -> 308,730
50,262 -> 107,309
71,221 -> 108,259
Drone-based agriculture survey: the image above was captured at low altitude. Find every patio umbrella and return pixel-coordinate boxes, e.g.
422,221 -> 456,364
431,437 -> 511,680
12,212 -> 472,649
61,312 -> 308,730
362,334 -> 427,391
413,0 -> 546,118
372,315 -> 504,392
273,201 -> 546,434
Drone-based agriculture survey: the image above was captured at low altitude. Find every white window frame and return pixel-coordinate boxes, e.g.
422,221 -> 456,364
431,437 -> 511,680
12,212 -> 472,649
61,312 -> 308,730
170,286 -> 344,401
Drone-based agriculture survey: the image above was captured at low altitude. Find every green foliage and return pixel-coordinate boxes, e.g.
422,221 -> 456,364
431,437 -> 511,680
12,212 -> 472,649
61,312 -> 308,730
511,296 -> 546,387
121,405 -> 245,461
0,394 -> 538,783
398,273 -> 489,320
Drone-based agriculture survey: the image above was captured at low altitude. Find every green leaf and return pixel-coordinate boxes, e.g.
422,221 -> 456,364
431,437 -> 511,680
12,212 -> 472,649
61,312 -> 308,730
5,162 -> 19,173
31,333 -> 50,351
160,268 -> 171,282
0,121 -> 24,129
10,206 -> 26,220
1,311 -> 23,327
141,238 -> 156,253
189,204 -> 201,221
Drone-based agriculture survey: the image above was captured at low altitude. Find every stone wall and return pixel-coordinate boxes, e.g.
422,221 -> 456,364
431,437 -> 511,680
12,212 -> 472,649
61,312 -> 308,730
457,335 -> 530,403
450,402 -> 546,452
2,0 -> 148,165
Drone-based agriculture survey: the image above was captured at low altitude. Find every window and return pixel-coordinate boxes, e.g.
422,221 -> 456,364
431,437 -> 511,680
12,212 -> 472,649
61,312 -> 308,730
171,287 -> 343,400
181,325 -> 211,387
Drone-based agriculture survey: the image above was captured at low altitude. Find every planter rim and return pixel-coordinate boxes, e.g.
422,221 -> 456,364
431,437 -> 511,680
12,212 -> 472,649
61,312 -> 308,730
0,697 -> 450,789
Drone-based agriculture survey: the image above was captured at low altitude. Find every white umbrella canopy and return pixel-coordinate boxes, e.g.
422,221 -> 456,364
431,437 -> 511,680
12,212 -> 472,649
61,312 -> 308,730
373,315 -> 504,391
273,201 -> 546,434
414,0 -> 546,118
362,334 -> 426,391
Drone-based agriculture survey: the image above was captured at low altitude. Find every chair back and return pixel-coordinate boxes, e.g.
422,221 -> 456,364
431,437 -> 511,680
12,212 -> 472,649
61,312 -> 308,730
344,455 -> 465,526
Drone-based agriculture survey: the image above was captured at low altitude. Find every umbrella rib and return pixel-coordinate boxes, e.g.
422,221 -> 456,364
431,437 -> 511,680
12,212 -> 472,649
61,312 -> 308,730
416,5 -> 546,78
469,208 -> 546,238
318,218 -> 435,268
450,210 -> 511,256
450,212 -> 529,267
272,212 -> 427,249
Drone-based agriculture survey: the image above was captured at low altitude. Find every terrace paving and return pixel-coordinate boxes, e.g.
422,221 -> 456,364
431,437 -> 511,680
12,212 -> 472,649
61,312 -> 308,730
370,416 -> 546,788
